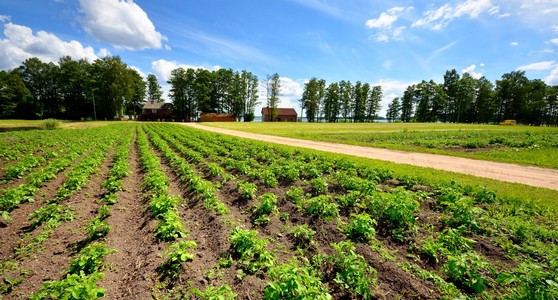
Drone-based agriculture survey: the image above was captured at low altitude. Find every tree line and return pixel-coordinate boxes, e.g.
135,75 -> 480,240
301,78 -> 382,122
0,56 -> 263,121
167,68 -> 260,121
0,56 -> 147,120
387,70 -> 558,126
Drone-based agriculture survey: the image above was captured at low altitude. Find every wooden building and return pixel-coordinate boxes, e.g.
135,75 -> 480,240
261,107 -> 298,122
141,102 -> 173,121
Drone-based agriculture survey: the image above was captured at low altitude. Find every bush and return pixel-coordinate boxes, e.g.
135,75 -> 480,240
264,260 -> 331,299
41,118 -> 60,130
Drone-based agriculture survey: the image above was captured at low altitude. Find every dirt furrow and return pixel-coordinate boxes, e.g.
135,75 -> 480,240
101,136 -> 162,299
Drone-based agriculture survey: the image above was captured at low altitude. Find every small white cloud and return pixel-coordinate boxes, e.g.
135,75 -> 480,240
0,22 -> 99,70
550,38 -> 558,45
498,13 -> 510,18
543,48 -> 555,54
554,25 -> 558,33
517,61 -> 556,71
461,64 -> 483,79
0,15 -> 10,22
480,63 -> 485,67
365,7 -> 412,42
413,0 -> 499,30
78,0 -> 165,50
510,41 -> 519,46
130,66 -> 146,79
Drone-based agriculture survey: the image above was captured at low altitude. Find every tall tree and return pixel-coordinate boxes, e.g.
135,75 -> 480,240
353,81 -> 369,122
266,73 -> 281,121
146,74 -> 163,103
0,70 -> 32,118
366,85 -> 382,122
443,69 -> 460,122
168,68 -> 197,120
241,71 -> 259,122
302,77 -> 325,122
58,56 -> 91,120
339,80 -> 353,122
127,69 -> 146,119
386,97 -> 401,122
400,85 -> 416,122
475,76 -> 496,124
90,56 -> 135,119
496,70 -> 529,123
323,82 -> 340,122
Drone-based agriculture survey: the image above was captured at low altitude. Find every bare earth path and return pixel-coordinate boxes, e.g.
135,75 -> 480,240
183,123 -> 558,191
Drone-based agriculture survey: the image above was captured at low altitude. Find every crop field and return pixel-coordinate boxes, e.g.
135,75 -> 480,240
204,122 -> 558,169
1,123 -> 557,299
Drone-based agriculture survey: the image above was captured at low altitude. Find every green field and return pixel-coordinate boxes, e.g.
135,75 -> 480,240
203,122 -> 558,169
1,122 -> 557,299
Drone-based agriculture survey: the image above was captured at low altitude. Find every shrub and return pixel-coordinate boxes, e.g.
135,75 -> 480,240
41,119 -> 60,130
30,271 -> 105,300
229,227 -> 274,274
237,181 -> 257,200
68,243 -> 116,275
310,177 -> 328,195
306,195 -> 339,221
366,189 -> 419,241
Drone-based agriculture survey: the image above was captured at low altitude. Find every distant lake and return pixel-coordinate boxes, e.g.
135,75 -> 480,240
253,116 -> 388,123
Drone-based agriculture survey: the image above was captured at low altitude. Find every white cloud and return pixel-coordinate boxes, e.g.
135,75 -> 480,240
545,65 -> 558,85
78,0 -> 166,50
365,7 -> 413,42
255,76 -> 305,116
517,61 -> 556,71
0,15 -> 11,22
130,66 -> 146,79
97,48 -> 110,57
461,64 -> 483,79
0,22 -> 99,70
554,25 -> 558,33
412,0 -> 499,29
510,41 -> 519,46
550,38 -> 558,45
151,59 -> 219,82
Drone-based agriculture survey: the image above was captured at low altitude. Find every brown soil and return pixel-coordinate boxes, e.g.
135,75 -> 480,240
183,123 -> 558,191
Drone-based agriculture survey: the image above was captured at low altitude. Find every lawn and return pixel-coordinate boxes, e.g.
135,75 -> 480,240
203,122 -> 558,168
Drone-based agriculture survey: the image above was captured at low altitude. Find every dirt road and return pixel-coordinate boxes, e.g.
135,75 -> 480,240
183,123 -> 558,191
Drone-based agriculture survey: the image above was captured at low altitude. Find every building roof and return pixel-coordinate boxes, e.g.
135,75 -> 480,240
261,107 -> 298,116
143,102 -> 172,110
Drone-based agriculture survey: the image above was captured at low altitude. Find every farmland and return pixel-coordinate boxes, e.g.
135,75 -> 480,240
204,122 -> 558,169
1,123 -> 557,299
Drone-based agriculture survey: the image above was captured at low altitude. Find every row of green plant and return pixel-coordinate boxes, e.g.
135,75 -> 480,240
137,126 -> 199,287
138,124 -> 558,298
0,126 -> 127,222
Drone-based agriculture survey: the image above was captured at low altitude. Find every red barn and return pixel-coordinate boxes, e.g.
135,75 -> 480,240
141,102 -> 173,121
261,107 -> 298,122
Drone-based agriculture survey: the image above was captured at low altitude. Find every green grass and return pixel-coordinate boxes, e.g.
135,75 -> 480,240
202,122 -> 558,168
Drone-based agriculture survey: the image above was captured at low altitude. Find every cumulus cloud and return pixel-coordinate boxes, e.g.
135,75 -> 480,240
0,22 -> 100,70
0,15 -> 11,22
554,25 -> 558,33
461,64 -> 483,79
516,61 -> 556,71
151,59 -> 220,82
412,0 -> 499,30
255,76 -> 305,116
550,38 -> 558,45
365,7 -> 412,42
79,0 -> 166,50
510,41 -> 519,46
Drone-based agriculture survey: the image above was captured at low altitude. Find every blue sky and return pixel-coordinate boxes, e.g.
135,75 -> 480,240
1,0 -> 557,116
